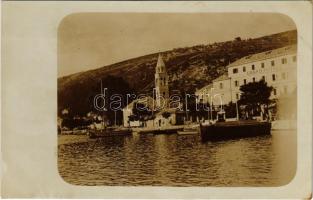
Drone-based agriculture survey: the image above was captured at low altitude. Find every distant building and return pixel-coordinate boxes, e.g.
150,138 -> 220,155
211,74 -> 232,105
153,109 -> 185,127
195,84 -> 213,104
227,45 -> 297,102
195,74 -> 232,106
196,45 -> 297,105
122,96 -> 155,127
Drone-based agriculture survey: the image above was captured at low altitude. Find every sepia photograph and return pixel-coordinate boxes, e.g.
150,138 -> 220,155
57,13 -> 298,187
2,1 -> 312,198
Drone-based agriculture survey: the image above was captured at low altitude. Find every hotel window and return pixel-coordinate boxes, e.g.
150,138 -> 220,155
233,68 -> 238,74
252,77 -> 256,82
252,64 -> 255,70
219,82 -> 223,89
272,74 -> 276,81
243,79 -> 247,85
236,93 -> 239,100
273,88 -> 277,96
234,80 -> 239,87
282,72 -> 286,80
293,55 -> 297,62
262,76 -> 265,81
282,58 -> 287,64
261,62 -> 265,68
243,66 -> 246,72
271,60 -> 275,66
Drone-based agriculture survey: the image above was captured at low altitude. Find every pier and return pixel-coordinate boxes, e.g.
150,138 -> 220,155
132,125 -> 185,134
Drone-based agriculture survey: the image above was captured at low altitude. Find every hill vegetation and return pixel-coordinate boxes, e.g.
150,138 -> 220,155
58,30 -> 297,118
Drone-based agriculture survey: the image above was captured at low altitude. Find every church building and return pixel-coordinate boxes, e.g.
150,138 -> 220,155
122,53 -> 184,127
155,54 -> 169,108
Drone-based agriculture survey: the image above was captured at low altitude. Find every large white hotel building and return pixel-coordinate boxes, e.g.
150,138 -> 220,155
196,45 -> 297,105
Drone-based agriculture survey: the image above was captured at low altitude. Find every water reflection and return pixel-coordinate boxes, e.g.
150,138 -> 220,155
58,130 -> 296,186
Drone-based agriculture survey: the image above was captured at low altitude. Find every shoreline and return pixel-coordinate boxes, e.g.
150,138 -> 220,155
58,134 -> 89,146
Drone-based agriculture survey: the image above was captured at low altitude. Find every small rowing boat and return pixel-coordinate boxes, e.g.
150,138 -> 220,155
88,127 -> 132,138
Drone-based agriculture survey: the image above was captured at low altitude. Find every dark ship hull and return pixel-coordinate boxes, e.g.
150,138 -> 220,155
200,120 -> 271,141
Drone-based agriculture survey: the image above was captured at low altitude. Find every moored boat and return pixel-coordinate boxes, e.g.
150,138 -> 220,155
88,127 -> 132,138
200,120 -> 271,141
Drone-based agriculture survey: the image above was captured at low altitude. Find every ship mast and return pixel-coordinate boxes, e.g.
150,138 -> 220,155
101,79 -> 105,128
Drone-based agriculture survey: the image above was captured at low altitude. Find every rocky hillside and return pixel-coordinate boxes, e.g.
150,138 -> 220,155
58,30 -> 297,116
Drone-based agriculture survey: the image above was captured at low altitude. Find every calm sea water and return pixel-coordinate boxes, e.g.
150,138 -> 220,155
58,130 -> 296,186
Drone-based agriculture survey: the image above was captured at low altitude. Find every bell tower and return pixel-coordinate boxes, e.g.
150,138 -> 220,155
155,54 -> 169,108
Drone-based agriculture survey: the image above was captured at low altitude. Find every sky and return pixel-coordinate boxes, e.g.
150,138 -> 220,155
58,13 -> 296,77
